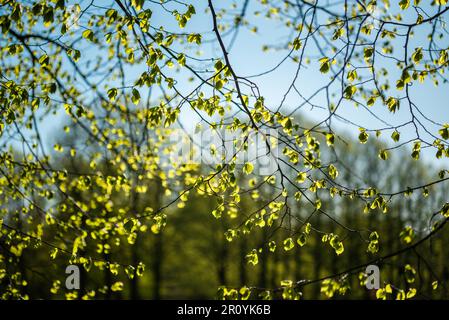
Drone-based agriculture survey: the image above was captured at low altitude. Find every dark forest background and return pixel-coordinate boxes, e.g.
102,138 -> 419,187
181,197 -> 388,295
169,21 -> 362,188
2,116 -> 448,300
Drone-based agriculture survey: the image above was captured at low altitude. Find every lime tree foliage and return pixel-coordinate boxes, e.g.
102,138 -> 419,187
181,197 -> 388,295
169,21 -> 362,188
0,0 -> 449,300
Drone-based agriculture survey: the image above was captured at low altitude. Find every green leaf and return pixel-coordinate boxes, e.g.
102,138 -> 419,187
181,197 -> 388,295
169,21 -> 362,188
364,47 -> 374,60
111,282 -> 124,292
268,241 -> 276,252
214,60 -> 224,72
406,288 -> 416,299
124,219 -> 135,232
178,15 -> 188,28
379,149 -> 388,160
416,14 -> 423,24
391,130 -> 400,142
131,0 -> 144,10
404,264 -> 416,283
411,141 -> 421,160
239,287 -> 251,300
107,88 -> 118,101
399,0 -> 410,10
69,49 -> 81,62
131,88 -> 140,105
10,4 -> 21,22
50,248 -> 58,260
319,57 -> 331,73
246,249 -> 259,265
326,133 -> 335,146
243,162 -> 254,175
411,47 -> 423,64
432,281 -> 439,290
292,37 -> 302,50
333,241 -> 344,255
214,78 -> 224,90
82,29 -> 94,41
439,124 -> 449,140
328,164 -> 338,179
400,226 -> 415,244
358,129 -> 369,144
283,238 -> 295,251
386,97 -> 399,113
347,69 -> 357,82
136,262 -> 145,276
442,203 -> 449,217
125,266 -> 135,279
367,233 -> 379,254
296,172 -> 307,183
367,96 -> 376,107
38,54 -> 49,66
296,233 -> 307,247
187,33 -> 202,44
279,117 -> 292,129
343,85 -> 357,99
177,53 -> 186,66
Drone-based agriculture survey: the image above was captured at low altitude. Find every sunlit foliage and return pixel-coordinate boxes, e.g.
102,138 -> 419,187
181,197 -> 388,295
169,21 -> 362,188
0,0 -> 448,300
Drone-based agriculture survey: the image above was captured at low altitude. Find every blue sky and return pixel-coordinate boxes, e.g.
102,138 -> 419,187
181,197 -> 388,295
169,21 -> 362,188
32,0 -> 449,169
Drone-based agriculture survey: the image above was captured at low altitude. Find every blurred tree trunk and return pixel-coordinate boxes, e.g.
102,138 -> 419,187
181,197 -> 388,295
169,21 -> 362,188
151,179 -> 164,299
294,245 -> 302,284
217,219 -> 229,285
269,233 -> 280,289
239,237 -> 247,286
103,250 -> 112,300
312,215 -> 322,299
78,215 -> 87,300
130,235 -> 141,299
129,184 -> 141,300
152,232 -> 163,299
16,215 -> 28,298
258,228 -> 268,288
